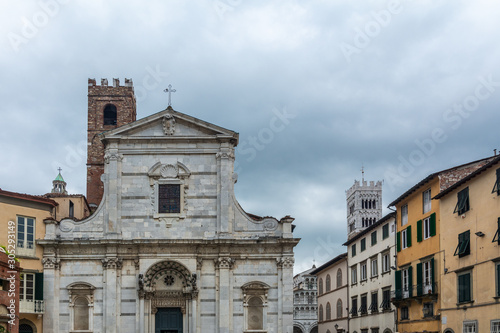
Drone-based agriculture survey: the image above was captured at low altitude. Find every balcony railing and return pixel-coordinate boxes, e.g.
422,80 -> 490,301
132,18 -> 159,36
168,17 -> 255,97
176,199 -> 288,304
20,300 -> 44,313
392,282 -> 438,300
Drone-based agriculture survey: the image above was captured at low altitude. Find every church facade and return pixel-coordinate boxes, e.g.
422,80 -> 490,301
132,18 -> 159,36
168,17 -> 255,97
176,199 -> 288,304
40,79 -> 299,333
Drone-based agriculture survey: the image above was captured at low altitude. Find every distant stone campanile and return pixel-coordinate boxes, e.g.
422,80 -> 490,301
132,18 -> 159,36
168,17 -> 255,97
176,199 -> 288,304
346,179 -> 382,240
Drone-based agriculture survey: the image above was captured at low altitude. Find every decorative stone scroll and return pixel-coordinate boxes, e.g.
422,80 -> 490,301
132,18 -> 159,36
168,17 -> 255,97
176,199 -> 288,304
276,257 -> 294,269
215,257 -> 234,269
216,148 -> 235,160
42,257 -> 61,269
103,150 -> 123,164
101,257 -> 123,269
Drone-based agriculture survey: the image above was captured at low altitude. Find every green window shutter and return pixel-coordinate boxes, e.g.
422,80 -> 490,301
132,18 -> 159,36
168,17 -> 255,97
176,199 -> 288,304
395,270 -> 402,299
361,238 -> 366,252
416,263 -> 423,296
497,264 -> 500,297
417,220 -> 423,242
407,225 -> 412,247
397,232 -> 401,252
383,224 -> 389,239
430,213 -> 436,237
408,266 -> 413,297
458,274 -> 465,302
352,244 -> 356,257
35,272 -> 44,301
371,231 -> 377,246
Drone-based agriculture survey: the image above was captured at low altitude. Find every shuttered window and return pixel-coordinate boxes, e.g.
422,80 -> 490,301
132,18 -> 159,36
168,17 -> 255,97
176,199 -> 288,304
454,230 -> 470,258
458,271 -> 472,303
454,187 -> 470,215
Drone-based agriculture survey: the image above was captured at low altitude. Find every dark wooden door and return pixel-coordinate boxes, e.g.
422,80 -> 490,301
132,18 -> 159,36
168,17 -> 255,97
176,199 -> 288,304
155,307 -> 183,333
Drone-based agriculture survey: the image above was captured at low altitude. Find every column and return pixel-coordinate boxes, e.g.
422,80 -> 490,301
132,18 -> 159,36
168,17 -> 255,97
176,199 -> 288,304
216,257 -> 234,333
216,145 -> 235,235
102,257 -> 122,333
42,256 -> 60,333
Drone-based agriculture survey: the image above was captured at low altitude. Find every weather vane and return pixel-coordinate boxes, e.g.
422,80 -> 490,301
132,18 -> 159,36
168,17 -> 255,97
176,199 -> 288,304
164,84 -> 176,107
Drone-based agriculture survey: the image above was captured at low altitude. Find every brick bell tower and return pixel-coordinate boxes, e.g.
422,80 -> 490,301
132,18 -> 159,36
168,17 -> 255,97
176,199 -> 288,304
87,78 -> 136,209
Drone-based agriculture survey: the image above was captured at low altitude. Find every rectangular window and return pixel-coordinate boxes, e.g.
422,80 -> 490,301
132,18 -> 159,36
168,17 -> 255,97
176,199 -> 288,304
382,224 -> 389,239
401,204 -> 408,226
423,217 -> 431,240
401,306 -> 409,320
423,302 -> 433,317
492,168 -> 500,195
380,288 -> 391,310
371,258 -> 378,277
454,230 -> 471,258
361,238 -> 366,252
491,320 -> 500,333
382,253 -> 390,273
369,291 -> 378,313
352,244 -> 356,257
361,262 -> 367,281
351,266 -> 357,284
402,229 -> 408,249
463,321 -> 477,333
20,273 -> 34,301
423,260 -> 433,294
402,268 -> 411,298
360,294 -> 367,315
158,184 -> 181,213
350,297 -> 358,316
423,188 -> 431,213
454,187 -> 470,215
69,200 -> 74,218
458,271 -> 472,303
371,231 -> 377,246
17,216 -> 35,249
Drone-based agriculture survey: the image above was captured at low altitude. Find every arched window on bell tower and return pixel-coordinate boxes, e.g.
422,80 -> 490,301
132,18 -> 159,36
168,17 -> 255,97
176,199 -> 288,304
103,104 -> 117,125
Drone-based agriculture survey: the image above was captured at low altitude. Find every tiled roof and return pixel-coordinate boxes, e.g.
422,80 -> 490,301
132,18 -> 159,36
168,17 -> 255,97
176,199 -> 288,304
0,188 -> 58,207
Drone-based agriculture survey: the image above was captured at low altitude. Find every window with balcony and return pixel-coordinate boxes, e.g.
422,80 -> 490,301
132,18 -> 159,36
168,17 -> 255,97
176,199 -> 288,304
380,288 -> 391,311
359,294 -> 368,315
19,273 -> 44,313
454,187 -> 470,215
369,291 -> 378,313
396,266 -> 413,299
350,297 -> 358,317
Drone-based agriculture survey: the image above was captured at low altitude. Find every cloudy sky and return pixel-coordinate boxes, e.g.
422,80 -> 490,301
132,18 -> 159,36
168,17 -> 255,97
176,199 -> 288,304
1,1 -> 500,274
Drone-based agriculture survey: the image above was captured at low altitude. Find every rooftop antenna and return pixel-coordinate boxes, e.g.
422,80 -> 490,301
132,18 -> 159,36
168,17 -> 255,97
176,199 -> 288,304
361,164 -> 365,182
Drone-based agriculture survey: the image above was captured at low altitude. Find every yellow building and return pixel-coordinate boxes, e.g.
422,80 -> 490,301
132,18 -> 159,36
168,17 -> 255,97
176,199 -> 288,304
0,188 -> 57,333
0,171 -> 90,333
389,156 -> 494,333
434,155 -> 500,333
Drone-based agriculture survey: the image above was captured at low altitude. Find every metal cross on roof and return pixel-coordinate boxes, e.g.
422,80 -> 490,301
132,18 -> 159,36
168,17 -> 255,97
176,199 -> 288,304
164,84 -> 176,107
58,167 -> 62,174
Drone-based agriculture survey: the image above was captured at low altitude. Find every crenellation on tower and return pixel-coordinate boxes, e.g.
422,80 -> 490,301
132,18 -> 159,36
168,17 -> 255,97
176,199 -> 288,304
86,78 -> 137,209
346,178 -> 383,240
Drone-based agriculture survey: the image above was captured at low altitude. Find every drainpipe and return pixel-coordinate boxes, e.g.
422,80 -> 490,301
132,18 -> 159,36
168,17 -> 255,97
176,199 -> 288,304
388,206 -> 398,333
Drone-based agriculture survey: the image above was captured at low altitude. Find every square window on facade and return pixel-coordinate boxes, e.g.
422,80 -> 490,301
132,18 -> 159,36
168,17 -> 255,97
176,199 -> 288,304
401,306 -> 409,320
463,321 -> 477,333
491,320 -> 500,333
361,262 -> 367,281
423,188 -> 431,214
401,204 -> 408,226
458,271 -> 472,303
423,302 -> 433,317
158,184 -> 181,213
351,266 -> 357,284
454,187 -> 470,215
382,224 -> 389,239
382,253 -> 390,273
371,258 -> 378,277
454,230 -> 470,258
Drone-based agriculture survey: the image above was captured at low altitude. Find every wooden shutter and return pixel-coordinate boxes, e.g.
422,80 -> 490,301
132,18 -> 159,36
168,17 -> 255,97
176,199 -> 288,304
408,266 -> 413,297
417,220 -> 423,242
416,263 -> 423,296
407,226 -> 412,247
430,213 -> 436,237
395,270 -> 401,299
430,258 -> 435,290
35,272 -> 44,301
397,232 -> 401,252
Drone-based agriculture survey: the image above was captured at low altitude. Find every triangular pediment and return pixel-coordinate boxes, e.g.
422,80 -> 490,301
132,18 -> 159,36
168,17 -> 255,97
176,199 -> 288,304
100,107 -> 238,143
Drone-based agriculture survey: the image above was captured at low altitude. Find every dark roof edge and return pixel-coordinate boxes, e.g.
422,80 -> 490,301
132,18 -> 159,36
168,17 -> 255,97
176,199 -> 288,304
310,252 -> 347,275
433,155 -> 500,199
0,188 -> 58,207
343,212 -> 396,246
387,155 -> 496,207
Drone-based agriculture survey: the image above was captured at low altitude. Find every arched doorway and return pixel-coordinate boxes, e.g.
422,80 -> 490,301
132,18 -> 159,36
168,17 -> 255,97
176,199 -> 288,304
19,323 -> 34,333
141,260 -> 197,333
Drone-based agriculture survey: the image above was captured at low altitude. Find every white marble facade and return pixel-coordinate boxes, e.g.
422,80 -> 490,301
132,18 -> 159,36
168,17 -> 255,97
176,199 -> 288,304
41,107 -> 298,333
